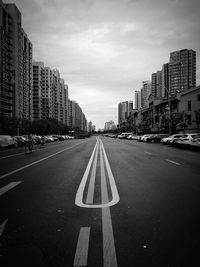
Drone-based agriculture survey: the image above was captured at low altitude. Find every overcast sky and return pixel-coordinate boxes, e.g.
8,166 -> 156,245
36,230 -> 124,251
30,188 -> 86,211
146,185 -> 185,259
4,0 -> 200,129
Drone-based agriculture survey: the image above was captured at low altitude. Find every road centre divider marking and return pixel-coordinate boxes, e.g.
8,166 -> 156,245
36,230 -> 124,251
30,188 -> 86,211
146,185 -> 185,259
0,140 -> 87,180
75,138 -> 119,208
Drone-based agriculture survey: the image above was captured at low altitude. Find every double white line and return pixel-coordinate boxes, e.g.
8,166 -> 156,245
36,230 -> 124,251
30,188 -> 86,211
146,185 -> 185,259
74,138 -> 119,267
75,138 -> 119,208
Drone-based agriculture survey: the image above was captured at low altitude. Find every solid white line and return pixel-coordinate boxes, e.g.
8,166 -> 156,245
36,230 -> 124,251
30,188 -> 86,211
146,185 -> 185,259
86,140 -> 99,204
75,142 -> 98,207
102,207 -> 118,267
73,227 -> 90,267
100,143 -> 118,267
166,159 -> 181,166
0,219 -> 8,236
0,181 -> 22,196
0,141 -> 86,180
75,139 -> 119,208
0,152 -> 25,160
100,140 -> 120,206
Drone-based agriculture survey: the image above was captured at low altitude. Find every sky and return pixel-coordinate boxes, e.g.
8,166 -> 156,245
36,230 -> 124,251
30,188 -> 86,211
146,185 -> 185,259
4,0 -> 200,129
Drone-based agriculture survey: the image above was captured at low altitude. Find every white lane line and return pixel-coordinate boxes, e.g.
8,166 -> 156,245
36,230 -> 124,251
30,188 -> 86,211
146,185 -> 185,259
73,227 -> 90,267
0,141 -> 87,180
100,140 -> 120,206
100,143 -> 118,267
166,159 -> 181,166
0,152 -> 25,160
75,139 -> 119,208
144,151 -> 152,155
86,140 -> 99,204
0,219 -> 8,236
0,181 -> 22,196
75,142 -> 98,208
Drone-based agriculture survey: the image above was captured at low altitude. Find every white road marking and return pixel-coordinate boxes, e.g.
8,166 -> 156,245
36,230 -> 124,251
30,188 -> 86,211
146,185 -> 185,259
86,140 -> 99,204
166,159 -> 181,166
73,227 -> 90,267
100,142 -> 118,267
144,151 -> 152,155
0,219 -> 8,236
100,140 -> 120,206
75,139 -> 119,208
0,152 -> 25,160
0,141 -> 87,180
0,181 -> 22,196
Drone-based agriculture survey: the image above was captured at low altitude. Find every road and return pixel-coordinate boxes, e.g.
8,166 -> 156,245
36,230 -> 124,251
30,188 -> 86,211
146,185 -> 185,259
0,136 -> 200,266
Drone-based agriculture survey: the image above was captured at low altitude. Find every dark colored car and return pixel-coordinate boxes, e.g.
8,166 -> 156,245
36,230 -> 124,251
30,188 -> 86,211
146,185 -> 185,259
147,134 -> 169,143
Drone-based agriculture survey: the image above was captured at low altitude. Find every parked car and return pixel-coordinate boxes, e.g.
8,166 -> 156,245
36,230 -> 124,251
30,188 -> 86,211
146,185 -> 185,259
146,134 -> 169,143
118,133 -> 133,139
174,133 -> 200,148
13,136 -> 27,146
190,136 -> 200,151
127,134 -> 138,140
0,135 -> 17,148
161,134 -> 185,145
140,134 -> 152,142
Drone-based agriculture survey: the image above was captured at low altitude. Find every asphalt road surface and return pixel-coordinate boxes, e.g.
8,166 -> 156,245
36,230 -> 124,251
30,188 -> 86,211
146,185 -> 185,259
0,136 -> 200,267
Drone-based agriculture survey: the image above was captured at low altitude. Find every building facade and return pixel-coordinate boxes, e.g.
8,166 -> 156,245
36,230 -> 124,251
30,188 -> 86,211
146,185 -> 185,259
169,49 -> 196,95
0,0 -> 33,120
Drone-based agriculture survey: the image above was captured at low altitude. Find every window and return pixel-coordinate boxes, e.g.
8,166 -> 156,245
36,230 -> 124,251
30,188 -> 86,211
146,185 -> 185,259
188,100 -> 191,111
197,94 -> 200,101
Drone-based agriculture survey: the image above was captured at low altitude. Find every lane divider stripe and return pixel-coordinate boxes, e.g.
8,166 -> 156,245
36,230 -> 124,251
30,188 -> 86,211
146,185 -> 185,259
86,140 -> 99,204
166,159 -> 181,165
73,227 -> 90,267
0,181 -> 22,196
0,141 -> 87,180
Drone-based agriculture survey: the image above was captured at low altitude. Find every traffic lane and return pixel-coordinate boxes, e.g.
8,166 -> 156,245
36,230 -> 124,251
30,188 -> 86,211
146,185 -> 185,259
0,139 -> 91,177
105,137 -> 200,171
0,138 -> 100,266
101,137 -> 200,266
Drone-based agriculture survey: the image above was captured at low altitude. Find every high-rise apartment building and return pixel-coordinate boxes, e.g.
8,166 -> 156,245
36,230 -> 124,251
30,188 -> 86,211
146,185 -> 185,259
134,90 -> 141,110
162,63 -> 169,98
0,0 -> 33,120
151,71 -> 162,98
104,120 -> 116,131
32,62 -> 44,120
22,30 -> 33,120
141,81 -> 151,108
118,101 -> 133,125
169,49 -> 196,95
41,66 -> 52,119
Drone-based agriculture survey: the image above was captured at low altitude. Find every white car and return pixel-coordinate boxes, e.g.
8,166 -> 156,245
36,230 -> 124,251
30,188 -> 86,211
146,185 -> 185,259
174,133 -> 200,148
0,135 -> 17,148
140,134 -> 152,142
161,134 -> 185,144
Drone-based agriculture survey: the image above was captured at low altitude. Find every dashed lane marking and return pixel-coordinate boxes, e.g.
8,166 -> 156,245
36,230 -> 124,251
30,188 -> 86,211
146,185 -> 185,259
144,151 -> 153,155
0,181 -> 22,196
0,219 -> 8,236
73,227 -> 90,267
166,159 -> 181,166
